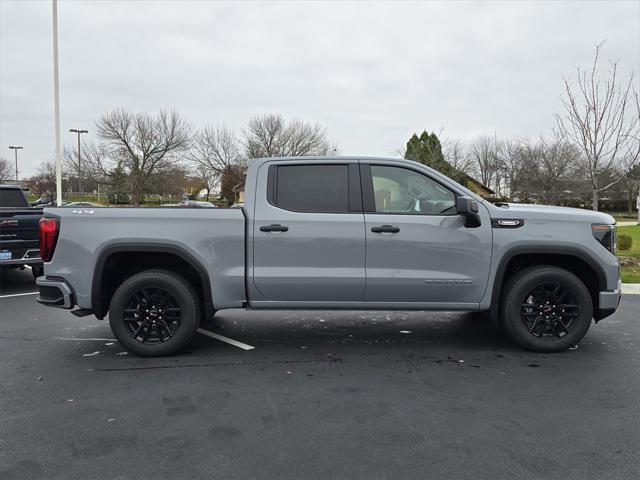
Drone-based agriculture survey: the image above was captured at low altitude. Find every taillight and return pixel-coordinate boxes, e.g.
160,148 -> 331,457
592,224 -> 616,255
39,217 -> 59,262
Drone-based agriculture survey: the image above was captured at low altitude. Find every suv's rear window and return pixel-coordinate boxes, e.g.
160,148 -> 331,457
274,165 -> 349,213
0,188 -> 29,208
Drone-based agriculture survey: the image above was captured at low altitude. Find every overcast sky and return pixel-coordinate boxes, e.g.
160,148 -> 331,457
1,0 -> 639,177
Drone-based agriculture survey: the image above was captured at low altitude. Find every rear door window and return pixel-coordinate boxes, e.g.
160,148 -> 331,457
272,165 -> 350,213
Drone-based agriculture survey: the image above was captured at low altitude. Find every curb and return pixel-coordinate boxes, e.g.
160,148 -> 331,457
621,284 -> 640,295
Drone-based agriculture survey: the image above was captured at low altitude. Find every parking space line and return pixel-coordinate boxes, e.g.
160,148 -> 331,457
0,292 -> 38,299
197,328 -> 255,350
56,337 -> 116,341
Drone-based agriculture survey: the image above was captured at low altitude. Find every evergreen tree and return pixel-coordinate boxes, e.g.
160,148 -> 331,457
404,131 -> 467,184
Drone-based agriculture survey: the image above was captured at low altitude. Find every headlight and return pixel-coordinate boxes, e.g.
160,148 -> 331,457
592,224 -> 616,255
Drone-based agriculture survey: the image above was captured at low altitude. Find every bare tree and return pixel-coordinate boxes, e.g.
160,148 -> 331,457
615,163 -> 640,216
469,136 -> 500,192
195,165 -> 219,201
25,161 -> 65,199
534,137 -> 580,205
442,139 -> 473,174
189,126 -> 244,183
556,43 -> 640,210
0,157 -> 12,183
496,139 -> 524,200
243,113 -> 333,158
63,141 -> 113,191
96,109 -> 191,205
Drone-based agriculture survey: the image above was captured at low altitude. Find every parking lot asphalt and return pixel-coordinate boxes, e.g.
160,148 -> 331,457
1,268 -> 639,480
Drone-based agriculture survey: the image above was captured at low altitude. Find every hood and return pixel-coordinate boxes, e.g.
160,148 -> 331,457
491,203 -> 615,225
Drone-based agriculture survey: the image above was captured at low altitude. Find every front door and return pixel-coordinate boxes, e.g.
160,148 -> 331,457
361,163 -> 492,305
252,161 -> 366,303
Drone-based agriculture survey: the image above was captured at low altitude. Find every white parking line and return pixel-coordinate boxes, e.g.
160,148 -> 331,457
197,328 -> 255,350
56,337 -> 116,341
0,292 -> 38,299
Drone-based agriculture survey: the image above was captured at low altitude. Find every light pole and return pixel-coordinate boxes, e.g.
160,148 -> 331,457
69,129 -> 88,194
52,0 -> 62,206
8,146 -> 23,183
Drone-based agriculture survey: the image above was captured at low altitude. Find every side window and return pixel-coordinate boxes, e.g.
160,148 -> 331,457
274,165 -> 349,213
370,165 -> 456,215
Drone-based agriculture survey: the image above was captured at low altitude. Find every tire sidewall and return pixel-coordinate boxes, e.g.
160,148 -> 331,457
503,268 -> 593,352
109,271 -> 199,356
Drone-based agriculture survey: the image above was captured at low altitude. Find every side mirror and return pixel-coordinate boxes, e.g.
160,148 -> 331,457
456,196 -> 481,228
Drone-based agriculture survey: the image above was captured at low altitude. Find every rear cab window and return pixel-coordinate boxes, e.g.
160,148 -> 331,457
0,188 -> 29,208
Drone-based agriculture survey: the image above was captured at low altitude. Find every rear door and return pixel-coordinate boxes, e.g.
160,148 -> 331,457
251,161 -> 366,304
361,162 -> 492,306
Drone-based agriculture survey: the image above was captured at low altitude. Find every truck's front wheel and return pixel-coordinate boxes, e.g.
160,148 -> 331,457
500,266 -> 593,352
109,269 -> 200,357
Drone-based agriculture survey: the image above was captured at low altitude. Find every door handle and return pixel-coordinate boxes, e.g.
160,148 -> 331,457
371,225 -> 400,234
260,224 -> 289,232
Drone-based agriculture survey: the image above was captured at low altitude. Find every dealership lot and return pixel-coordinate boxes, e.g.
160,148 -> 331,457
1,268 -> 639,480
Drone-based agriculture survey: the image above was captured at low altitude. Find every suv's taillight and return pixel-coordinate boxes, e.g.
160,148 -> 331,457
592,224 -> 616,255
39,217 -> 59,262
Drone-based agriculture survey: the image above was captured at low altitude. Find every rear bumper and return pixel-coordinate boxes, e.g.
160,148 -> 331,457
595,279 -> 622,321
0,249 -> 42,267
36,276 -> 75,309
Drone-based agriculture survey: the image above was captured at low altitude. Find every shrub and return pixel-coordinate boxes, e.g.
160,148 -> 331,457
618,234 -> 632,251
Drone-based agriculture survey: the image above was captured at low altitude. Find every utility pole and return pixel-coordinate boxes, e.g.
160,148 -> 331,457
69,129 -> 88,194
52,0 -> 62,206
8,146 -> 23,183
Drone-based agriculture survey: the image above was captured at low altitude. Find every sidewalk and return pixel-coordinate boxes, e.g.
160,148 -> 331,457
618,221 -> 639,226
622,284 -> 640,295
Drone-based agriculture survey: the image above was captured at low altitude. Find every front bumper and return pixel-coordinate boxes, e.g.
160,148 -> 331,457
36,276 -> 75,309
595,279 -> 622,321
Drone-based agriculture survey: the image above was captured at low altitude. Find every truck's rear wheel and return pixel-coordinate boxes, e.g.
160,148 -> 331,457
109,269 -> 200,357
500,266 -> 593,352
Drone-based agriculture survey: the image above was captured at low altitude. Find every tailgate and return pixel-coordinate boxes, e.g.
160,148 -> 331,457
0,208 -> 43,260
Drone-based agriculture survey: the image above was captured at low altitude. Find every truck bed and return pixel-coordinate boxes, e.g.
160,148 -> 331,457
43,207 -> 247,312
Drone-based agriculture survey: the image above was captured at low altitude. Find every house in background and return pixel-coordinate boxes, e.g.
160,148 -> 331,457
463,176 -> 494,197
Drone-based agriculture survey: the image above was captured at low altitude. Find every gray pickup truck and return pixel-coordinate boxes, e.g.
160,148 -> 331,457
36,156 -> 621,356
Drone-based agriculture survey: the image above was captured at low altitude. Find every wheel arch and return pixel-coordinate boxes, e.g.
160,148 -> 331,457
489,246 -> 607,323
91,243 -> 214,320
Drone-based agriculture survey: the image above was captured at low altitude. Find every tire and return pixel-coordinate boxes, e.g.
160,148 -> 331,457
31,264 -> 44,280
109,269 -> 201,357
500,265 -> 593,352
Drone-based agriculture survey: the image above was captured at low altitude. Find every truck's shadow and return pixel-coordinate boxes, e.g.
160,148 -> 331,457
195,310 -> 515,355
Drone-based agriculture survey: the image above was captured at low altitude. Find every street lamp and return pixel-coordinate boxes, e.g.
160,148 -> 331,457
8,146 -> 23,183
69,129 -> 88,194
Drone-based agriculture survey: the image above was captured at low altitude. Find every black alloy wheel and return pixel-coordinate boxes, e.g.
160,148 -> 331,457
520,283 -> 580,339
122,287 -> 182,344
109,269 -> 200,357
500,265 -> 593,352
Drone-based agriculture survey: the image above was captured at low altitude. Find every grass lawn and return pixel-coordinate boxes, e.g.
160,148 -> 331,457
622,268 -> 640,283
617,225 -> 640,283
